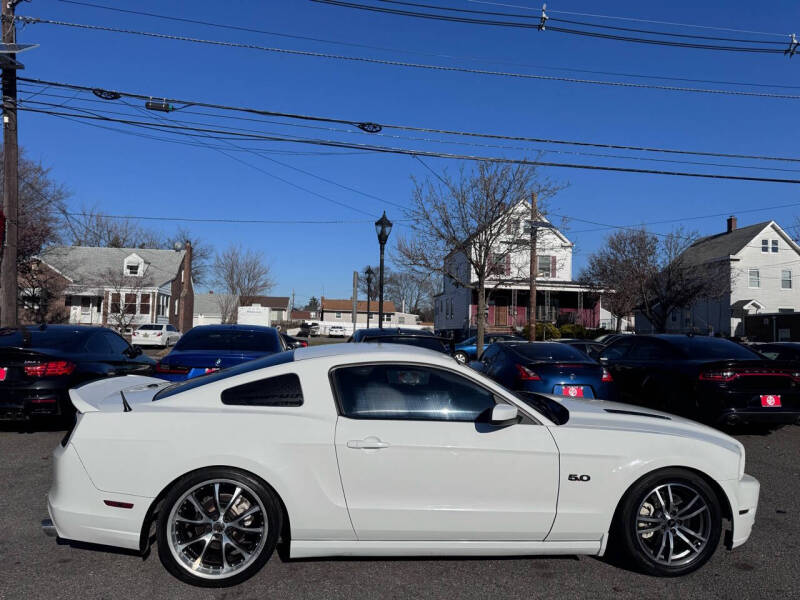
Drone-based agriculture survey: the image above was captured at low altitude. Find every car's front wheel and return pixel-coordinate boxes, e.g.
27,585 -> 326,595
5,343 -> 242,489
614,468 -> 722,576
157,468 -> 281,587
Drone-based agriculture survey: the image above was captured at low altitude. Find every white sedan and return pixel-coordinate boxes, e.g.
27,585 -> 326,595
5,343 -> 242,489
44,344 -> 759,587
131,324 -> 181,348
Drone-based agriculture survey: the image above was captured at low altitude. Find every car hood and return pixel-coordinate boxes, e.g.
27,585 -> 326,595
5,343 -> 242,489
550,396 -> 742,454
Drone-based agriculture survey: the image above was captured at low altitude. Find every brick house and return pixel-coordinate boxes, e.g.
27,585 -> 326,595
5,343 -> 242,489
32,242 -> 194,332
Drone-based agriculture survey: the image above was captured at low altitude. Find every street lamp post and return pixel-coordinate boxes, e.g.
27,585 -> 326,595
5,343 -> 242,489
365,266 -> 374,328
374,212 -> 393,330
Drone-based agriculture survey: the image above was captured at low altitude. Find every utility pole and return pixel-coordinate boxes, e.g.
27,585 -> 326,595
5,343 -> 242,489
0,0 -> 19,327
351,271 -> 358,333
528,192 -> 537,341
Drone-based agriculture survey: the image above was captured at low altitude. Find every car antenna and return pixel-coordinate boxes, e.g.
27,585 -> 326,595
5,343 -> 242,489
120,390 -> 132,412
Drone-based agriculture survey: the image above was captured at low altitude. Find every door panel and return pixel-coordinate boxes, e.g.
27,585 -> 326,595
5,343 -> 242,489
335,418 -> 558,541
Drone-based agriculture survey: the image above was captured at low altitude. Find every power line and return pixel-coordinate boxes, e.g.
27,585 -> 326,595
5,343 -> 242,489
17,17 -> 800,100
467,1 -> 789,38
65,212 -> 391,225
18,78 -> 800,167
310,1 -> 787,54
19,105 -> 800,184
47,0 -> 800,91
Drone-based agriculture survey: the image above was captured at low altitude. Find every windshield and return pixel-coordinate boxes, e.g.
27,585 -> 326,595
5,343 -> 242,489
154,350 -> 295,400
508,343 -> 593,362
137,324 -> 162,331
512,391 -> 570,425
669,337 -> 761,360
0,327 -> 90,352
174,328 -> 281,352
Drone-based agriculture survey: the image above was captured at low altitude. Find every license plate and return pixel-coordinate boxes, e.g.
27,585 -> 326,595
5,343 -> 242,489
143,333 -> 149,338
561,385 -> 584,398
760,395 -> 781,407
204,367 -> 220,374
0,367 -> 6,382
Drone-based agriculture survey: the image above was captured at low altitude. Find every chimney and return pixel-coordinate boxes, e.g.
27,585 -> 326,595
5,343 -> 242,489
727,215 -> 737,233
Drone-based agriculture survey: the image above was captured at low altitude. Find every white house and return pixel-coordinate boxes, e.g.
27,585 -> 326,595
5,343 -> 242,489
433,200 -> 622,337
635,217 -> 800,336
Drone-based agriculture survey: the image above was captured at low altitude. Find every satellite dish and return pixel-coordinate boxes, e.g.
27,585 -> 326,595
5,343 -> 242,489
174,242 -> 183,252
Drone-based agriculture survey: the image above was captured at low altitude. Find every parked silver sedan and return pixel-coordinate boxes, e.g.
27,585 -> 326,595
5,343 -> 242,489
131,324 -> 181,348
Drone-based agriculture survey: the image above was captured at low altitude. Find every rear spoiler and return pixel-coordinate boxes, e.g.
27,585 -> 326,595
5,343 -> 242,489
69,375 -> 168,414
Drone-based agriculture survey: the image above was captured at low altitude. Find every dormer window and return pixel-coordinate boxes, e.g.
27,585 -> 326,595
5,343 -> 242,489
123,253 -> 145,277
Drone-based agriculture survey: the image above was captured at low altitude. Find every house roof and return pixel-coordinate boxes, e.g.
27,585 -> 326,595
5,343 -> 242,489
290,309 -> 312,320
245,296 -> 290,309
679,221 -> 772,266
321,297 -> 397,313
37,246 -> 185,288
193,292 -> 232,316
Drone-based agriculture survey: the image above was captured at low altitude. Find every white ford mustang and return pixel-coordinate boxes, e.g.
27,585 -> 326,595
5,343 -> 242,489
44,344 -> 760,587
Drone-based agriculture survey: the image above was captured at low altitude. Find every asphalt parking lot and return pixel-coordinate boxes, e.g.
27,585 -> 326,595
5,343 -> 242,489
0,424 -> 797,600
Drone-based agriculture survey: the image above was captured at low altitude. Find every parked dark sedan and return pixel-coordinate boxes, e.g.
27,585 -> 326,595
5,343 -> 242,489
155,324 -> 286,381
0,325 -> 154,420
750,342 -> 800,362
472,341 -> 617,400
599,334 -> 800,427
280,332 -> 308,349
349,328 -> 452,354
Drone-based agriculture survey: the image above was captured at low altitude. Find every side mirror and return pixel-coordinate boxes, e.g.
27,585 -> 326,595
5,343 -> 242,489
468,360 -> 485,372
490,404 -> 518,426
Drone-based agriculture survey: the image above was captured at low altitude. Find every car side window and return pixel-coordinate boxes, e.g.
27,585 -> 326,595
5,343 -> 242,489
103,330 -> 132,355
84,332 -> 113,355
167,325 -> 176,332
221,373 -> 304,407
600,337 -> 634,360
481,344 -> 500,366
333,364 -> 496,422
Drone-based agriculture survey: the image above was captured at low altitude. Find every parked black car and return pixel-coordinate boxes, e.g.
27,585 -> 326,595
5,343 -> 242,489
280,332 -> 308,349
0,325 -> 155,421
599,334 -> 800,427
348,328 -> 452,354
595,333 -> 632,346
472,341 -> 618,400
556,338 -> 605,359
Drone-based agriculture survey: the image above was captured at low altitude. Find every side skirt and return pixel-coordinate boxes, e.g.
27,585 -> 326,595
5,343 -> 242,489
290,539 -> 602,559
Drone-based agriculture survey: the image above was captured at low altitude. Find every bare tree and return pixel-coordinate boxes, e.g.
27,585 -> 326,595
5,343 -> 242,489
163,227 -> 213,285
386,268 -> 435,315
61,206 -> 162,248
215,293 -> 239,325
17,260 -> 70,324
357,265 -> 381,301
396,160 -> 563,355
212,245 -> 274,318
97,267 -> 152,333
582,227 -> 731,333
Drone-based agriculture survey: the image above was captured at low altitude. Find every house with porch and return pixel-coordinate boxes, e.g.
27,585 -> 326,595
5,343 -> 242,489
433,201 -> 619,338
32,243 -> 194,332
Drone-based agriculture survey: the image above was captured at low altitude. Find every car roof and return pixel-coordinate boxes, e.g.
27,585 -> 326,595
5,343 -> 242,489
294,341 -> 450,362
355,327 -> 434,336
185,324 -> 278,333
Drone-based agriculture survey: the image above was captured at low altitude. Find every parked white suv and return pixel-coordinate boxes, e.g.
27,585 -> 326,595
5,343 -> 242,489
132,324 -> 181,348
328,325 -> 346,337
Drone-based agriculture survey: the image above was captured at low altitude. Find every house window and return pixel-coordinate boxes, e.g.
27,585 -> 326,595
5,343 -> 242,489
384,313 -> 391,321
772,239 -> 779,253
761,240 -> 769,253
174,299 -> 179,316
537,255 -> 552,278
778,308 -> 794,314
124,293 -> 137,315
782,270 -> 792,290
506,218 -> 519,235
399,316 -> 405,324
748,268 -> 760,288
335,312 -> 342,319
157,293 -> 167,317
127,264 -> 139,276
140,293 -> 151,315
110,293 -> 121,313
489,253 -> 509,276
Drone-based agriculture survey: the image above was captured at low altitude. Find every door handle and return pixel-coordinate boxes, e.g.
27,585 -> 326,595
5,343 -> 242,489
347,438 -> 390,449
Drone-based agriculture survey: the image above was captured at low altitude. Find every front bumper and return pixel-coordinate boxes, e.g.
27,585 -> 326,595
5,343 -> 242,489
720,474 -> 760,549
45,442 -> 151,551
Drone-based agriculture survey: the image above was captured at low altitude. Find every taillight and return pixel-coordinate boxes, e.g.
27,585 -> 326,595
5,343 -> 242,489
699,370 -> 736,382
601,368 -> 614,383
156,332 -> 163,337
155,362 -> 189,375
300,340 -> 308,347
516,364 -> 541,381
24,361 -> 75,377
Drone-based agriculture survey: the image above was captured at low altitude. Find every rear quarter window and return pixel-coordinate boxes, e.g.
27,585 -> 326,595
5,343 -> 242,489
221,373 -> 304,407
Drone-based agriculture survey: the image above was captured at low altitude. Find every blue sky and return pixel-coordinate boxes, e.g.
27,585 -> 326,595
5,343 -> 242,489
15,0 -> 800,305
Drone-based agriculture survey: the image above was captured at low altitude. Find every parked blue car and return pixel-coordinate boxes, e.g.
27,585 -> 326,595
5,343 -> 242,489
471,341 -> 618,400
154,324 -> 286,381
453,333 -> 524,363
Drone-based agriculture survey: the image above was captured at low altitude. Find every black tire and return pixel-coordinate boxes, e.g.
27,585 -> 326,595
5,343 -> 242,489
613,468 -> 722,577
454,351 -> 470,364
156,468 -> 282,587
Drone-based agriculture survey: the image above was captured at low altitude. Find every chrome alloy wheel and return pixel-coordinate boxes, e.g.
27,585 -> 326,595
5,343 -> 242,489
167,479 -> 267,580
634,483 -> 711,567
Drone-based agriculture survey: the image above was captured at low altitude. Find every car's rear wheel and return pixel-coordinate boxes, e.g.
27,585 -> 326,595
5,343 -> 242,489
454,351 -> 469,364
157,469 -> 281,587
614,468 -> 722,576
